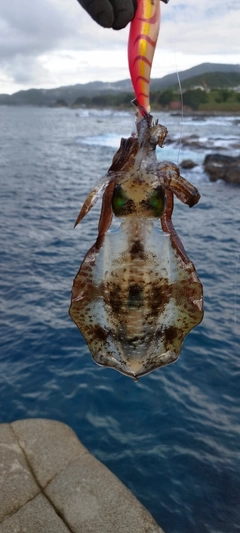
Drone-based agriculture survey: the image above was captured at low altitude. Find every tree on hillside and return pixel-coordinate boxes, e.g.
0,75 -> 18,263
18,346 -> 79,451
215,89 -> 232,103
157,89 -> 176,107
183,89 -> 208,110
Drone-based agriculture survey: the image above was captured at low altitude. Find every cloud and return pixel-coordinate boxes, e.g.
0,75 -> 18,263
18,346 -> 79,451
162,1 -> 239,55
0,0 -> 126,61
2,55 -> 53,87
0,0 -> 239,94
0,1 -> 72,60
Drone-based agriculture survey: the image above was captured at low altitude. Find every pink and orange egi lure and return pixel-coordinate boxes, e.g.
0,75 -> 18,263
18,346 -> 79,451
128,0 -> 161,113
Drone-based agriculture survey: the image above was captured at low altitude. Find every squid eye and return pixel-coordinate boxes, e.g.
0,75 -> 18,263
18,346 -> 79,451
112,185 -> 128,210
112,185 -> 134,217
149,186 -> 165,217
140,186 -> 165,217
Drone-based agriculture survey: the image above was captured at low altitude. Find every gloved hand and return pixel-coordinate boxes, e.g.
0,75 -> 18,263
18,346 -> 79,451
77,0 -> 169,30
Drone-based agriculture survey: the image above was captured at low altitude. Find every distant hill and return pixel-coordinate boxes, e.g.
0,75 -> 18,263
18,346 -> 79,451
171,71 -> 240,90
150,62 -> 240,91
0,80 -> 132,106
0,63 -> 239,107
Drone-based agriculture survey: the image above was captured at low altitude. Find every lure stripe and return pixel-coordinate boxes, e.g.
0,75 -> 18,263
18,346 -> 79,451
138,93 -> 149,101
138,10 -> 159,25
133,35 -> 156,48
135,76 -> 150,84
128,0 -> 160,112
133,55 -> 152,68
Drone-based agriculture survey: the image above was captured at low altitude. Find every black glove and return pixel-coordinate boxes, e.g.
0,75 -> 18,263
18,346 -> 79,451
78,0 -> 169,30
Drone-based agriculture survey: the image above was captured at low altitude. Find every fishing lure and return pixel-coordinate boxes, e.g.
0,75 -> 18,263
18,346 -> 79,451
128,0 -> 160,113
69,0 -> 203,379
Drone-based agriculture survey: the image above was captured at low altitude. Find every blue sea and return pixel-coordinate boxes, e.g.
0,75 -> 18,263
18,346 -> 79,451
0,106 -> 239,533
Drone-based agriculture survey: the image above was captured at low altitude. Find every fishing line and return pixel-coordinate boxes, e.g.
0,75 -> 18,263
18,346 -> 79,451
233,250 -> 240,327
168,5 -> 184,166
175,70 -> 184,165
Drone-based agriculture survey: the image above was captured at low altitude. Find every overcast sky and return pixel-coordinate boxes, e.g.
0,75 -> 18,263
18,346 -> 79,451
0,0 -> 239,95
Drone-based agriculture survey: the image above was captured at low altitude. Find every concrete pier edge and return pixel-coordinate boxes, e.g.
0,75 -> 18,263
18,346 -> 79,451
0,418 -> 165,532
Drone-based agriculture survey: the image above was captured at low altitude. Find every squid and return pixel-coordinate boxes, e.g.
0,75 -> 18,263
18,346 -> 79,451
69,0 -> 203,380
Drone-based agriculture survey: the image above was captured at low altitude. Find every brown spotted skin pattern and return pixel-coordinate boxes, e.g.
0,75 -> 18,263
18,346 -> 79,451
69,104 -> 203,380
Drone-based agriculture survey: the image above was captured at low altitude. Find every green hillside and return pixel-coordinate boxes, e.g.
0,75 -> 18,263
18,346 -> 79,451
0,64 -> 239,112
150,87 -> 240,112
171,71 -> 240,90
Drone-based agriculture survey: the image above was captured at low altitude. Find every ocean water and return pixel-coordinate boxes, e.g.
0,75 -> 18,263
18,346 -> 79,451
0,106 -> 239,533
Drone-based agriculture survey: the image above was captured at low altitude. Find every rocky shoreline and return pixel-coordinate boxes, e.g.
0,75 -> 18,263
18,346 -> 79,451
0,419 -> 165,533
179,154 -> 240,185
165,123 -> 240,185
203,154 -> 240,184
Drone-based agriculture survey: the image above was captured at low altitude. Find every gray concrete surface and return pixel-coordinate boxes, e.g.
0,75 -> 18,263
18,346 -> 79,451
0,419 -> 165,533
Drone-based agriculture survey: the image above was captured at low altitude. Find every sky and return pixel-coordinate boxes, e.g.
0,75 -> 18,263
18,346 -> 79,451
0,0 -> 239,95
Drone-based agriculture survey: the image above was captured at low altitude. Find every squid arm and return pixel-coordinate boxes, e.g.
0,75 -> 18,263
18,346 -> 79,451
74,174 -> 114,228
154,163 -> 201,207
160,190 -> 193,264
96,180 -> 115,248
